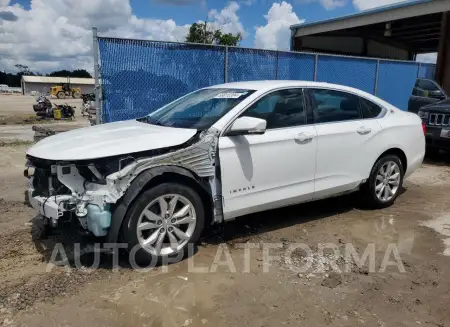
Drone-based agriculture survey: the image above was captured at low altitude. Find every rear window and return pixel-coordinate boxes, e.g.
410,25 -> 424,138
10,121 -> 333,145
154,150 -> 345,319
360,98 -> 383,118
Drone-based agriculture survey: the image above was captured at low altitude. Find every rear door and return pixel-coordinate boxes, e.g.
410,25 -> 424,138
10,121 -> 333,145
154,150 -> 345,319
307,88 -> 382,200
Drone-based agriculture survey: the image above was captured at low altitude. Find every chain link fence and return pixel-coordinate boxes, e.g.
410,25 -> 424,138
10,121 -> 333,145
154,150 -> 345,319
96,37 -> 437,123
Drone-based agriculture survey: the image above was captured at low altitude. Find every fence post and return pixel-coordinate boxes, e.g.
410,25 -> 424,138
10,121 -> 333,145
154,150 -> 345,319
93,27 -> 101,125
417,62 -> 422,78
314,54 -> 319,81
224,46 -> 229,83
275,50 -> 279,80
374,59 -> 380,95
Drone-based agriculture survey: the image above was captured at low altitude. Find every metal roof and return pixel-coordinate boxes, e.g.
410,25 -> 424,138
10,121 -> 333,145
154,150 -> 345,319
290,0 -> 450,36
21,76 -> 95,85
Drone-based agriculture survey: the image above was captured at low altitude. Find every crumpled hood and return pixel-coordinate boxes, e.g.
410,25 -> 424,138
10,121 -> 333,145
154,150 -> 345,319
27,120 -> 197,161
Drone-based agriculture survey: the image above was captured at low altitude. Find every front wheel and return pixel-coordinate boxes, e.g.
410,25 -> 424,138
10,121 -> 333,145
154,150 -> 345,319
121,183 -> 205,265
56,91 -> 65,99
361,155 -> 404,208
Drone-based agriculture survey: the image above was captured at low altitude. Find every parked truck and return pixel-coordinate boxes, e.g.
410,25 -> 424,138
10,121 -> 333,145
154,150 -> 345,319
408,78 -> 450,154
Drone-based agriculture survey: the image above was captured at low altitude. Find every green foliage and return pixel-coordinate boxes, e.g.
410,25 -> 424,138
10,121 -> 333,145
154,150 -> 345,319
185,22 -> 242,46
0,67 -> 92,87
47,69 -> 92,78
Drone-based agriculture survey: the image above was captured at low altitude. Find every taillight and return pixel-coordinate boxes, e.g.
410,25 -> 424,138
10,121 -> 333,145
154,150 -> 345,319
422,122 -> 427,135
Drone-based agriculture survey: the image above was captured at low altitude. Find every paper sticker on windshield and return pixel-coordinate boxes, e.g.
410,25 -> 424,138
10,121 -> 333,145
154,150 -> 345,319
214,92 -> 248,99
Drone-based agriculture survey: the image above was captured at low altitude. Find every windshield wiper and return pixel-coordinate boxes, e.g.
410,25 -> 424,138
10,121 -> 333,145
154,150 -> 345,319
140,116 -> 165,127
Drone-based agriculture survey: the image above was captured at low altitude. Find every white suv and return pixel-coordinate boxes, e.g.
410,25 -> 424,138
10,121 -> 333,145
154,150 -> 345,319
25,81 -> 425,262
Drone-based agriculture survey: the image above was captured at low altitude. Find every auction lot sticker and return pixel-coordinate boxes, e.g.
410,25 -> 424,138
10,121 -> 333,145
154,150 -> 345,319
214,92 -> 248,99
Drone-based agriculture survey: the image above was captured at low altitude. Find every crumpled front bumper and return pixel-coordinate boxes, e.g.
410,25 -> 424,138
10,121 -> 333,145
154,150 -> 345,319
27,183 -> 74,224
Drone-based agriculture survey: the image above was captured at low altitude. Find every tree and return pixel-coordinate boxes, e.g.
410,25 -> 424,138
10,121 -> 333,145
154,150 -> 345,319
71,69 -> 92,78
47,69 -> 92,78
215,31 -> 242,46
14,64 -> 34,76
0,71 -> 21,87
185,21 -> 242,46
47,70 -> 72,77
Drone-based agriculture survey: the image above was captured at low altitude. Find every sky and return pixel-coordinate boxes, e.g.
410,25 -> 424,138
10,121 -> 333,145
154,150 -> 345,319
0,0 -> 437,74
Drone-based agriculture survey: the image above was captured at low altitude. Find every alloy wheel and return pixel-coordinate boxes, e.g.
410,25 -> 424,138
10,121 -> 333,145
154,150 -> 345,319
136,194 -> 197,256
375,161 -> 401,202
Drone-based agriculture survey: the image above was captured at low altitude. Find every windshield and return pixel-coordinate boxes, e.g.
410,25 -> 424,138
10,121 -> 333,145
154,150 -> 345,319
144,88 -> 255,130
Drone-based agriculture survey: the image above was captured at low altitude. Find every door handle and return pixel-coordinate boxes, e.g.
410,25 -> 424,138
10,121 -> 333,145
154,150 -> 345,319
357,126 -> 372,135
294,132 -> 314,143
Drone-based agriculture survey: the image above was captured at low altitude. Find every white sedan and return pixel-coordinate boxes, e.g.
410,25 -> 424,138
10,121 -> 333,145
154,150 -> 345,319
25,81 -> 425,262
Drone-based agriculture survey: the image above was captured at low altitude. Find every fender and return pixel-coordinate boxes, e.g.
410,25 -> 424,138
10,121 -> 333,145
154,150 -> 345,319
106,165 -> 204,243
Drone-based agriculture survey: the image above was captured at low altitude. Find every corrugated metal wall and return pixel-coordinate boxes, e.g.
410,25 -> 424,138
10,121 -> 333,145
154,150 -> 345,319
22,83 -> 95,96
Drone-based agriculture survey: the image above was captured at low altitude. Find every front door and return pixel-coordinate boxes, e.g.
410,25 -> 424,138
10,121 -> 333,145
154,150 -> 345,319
307,88 -> 383,200
218,88 -> 317,220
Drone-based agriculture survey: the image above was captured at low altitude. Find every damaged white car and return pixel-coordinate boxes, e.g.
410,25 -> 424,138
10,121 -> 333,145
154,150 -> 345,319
25,81 -> 425,262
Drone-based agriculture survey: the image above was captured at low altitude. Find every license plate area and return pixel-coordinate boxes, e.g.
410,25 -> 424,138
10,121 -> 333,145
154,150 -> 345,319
440,129 -> 450,138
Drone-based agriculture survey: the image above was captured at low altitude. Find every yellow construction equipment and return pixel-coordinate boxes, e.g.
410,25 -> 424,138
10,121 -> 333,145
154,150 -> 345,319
50,78 -> 82,99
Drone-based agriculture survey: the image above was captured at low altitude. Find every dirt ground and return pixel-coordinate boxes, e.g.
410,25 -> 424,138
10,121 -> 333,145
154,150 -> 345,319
0,95 -> 90,143
1,140 -> 450,327
0,95 -> 82,116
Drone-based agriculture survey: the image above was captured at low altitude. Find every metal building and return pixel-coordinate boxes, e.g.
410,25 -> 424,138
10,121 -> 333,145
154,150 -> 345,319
21,76 -> 95,96
290,0 -> 450,93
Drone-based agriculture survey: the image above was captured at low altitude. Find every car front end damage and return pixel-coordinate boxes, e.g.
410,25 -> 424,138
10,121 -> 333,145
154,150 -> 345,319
25,129 -> 223,239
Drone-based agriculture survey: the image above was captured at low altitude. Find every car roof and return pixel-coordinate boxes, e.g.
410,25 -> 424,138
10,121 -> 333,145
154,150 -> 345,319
206,80 -> 397,110
207,80 -> 362,93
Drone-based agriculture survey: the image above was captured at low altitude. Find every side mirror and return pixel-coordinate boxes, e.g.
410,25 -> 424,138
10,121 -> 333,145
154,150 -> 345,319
226,116 -> 267,136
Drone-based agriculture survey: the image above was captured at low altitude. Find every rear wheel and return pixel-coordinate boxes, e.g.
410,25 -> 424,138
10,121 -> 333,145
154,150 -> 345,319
361,155 -> 404,208
56,91 -> 65,99
121,183 -> 205,265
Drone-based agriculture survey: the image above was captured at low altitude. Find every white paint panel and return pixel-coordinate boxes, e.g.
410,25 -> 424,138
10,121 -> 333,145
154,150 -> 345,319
27,120 -> 197,161
314,119 -> 383,199
219,125 -> 317,220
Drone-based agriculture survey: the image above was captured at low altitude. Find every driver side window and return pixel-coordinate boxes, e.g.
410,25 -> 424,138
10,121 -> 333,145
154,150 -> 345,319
413,79 -> 442,97
242,88 -> 306,129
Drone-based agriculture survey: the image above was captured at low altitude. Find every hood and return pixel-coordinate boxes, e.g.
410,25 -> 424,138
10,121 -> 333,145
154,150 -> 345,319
27,120 -> 197,161
421,98 -> 450,113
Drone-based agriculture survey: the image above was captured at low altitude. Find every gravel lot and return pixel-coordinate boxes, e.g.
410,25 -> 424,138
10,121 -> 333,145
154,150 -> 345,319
1,95 -> 449,327
0,95 -> 82,116
0,95 -> 89,143
1,139 -> 450,327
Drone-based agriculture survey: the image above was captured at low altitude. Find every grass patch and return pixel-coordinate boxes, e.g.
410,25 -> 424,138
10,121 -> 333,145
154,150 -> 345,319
0,115 -> 44,125
0,115 -> 76,125
0,139 -> 35,147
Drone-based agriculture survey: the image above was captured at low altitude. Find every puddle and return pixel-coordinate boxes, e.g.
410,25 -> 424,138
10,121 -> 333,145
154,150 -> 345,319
99,250 -> 234,327
408,165 -> 450,186
421,213 -> 450,256
350,214 -> 416,255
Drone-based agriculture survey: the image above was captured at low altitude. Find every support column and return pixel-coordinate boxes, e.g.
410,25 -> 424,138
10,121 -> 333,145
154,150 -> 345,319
435,12 -> 450,94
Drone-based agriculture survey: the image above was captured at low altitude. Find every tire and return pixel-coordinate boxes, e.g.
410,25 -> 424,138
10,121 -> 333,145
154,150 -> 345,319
31,215 -> 49,241
361,155 -> 404,209
56,91 -> 65,99
72,91 -> 81,99
121,183 -> 205,265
